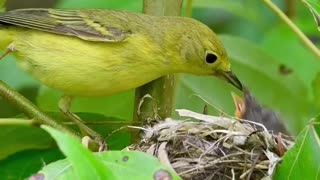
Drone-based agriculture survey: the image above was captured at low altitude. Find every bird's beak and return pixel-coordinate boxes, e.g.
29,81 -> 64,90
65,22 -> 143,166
218,71 -> 243,91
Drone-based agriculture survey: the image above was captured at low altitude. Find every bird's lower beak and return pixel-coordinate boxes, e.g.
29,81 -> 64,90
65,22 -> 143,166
219,71 -> 243,91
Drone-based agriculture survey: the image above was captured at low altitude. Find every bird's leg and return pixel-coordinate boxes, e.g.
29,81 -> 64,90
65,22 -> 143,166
0,43 -> 16,60
58,95 -> 106,151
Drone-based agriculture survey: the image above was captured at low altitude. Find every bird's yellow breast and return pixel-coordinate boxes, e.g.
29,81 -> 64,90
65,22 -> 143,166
3,28 -> 172,96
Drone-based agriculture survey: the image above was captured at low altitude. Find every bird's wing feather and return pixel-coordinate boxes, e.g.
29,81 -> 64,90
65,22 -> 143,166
0,9 -> 131,42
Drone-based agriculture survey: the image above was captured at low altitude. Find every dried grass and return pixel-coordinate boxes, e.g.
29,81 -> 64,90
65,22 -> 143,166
128,109 -> 294,180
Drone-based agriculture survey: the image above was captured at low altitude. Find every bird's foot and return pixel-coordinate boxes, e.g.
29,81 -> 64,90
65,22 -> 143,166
59,95 -> 106,151
82,136 -> 107,152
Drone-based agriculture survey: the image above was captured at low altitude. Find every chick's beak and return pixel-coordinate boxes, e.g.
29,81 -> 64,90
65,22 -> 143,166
219,71 -> 243,91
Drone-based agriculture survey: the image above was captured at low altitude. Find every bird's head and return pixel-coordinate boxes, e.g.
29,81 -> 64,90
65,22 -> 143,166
174,18 -> 242,91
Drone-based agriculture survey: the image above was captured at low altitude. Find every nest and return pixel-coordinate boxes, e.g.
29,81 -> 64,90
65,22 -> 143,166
129,109 -> 294,180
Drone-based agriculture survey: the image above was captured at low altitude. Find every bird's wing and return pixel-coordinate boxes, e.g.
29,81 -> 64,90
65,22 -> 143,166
0,9 -> 131,42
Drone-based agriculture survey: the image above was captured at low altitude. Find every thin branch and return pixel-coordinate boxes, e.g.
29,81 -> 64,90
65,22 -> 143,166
262,0 -> 320,58
0,81 -> 76,136
0,118 -> 36,126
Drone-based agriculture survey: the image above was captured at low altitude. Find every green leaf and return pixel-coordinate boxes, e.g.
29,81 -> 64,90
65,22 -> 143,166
99,151 -> 181,180
41,126 -> 113,180
0,148 -> 63,180
302,0 -> 320,30
261,24 -> 320,94
273,117 -> 320,179
0,122 -> 54,160
39,151 -> 181,180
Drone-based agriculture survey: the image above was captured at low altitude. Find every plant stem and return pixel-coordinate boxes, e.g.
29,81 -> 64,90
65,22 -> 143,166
262,0 -> 320,58
133,0 -> 183,126
186,0 -> 193,17
285,0 -> 295,19
0,118 -> 36,126
0,0 -> 6,13
0,81 -> 76,136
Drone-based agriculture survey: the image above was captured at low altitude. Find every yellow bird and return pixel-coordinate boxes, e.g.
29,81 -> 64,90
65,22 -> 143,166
0,9 -> 242,138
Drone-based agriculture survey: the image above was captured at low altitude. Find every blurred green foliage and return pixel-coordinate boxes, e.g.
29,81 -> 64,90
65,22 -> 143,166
0,0 -> 320,179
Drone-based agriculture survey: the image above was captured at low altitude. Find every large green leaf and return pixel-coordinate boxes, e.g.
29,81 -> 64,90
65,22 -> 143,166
40,151 -> 181,180
0,121 -> 54,160
42,126 -> 113,180
40,126 -> 180,180
273,116 -> 320,179
0,148 -> 63,180
261,24 -> 320,95
261,24 -> 320,118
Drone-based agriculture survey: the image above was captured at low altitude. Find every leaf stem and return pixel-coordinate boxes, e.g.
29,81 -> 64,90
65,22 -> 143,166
262,0 -> 320,58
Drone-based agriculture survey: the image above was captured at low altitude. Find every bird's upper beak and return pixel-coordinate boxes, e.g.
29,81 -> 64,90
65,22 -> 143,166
219,71 -> 243,91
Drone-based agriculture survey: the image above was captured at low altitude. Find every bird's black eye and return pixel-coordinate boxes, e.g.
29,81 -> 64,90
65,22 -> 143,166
206,53 -> 218,64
